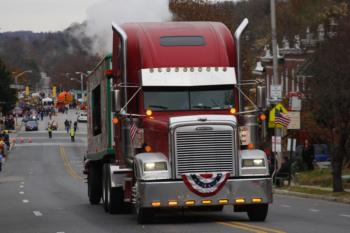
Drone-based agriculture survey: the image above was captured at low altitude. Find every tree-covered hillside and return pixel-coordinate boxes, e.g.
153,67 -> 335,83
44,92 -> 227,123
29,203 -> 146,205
0,29 -> 99,91
0,0 -> 348,89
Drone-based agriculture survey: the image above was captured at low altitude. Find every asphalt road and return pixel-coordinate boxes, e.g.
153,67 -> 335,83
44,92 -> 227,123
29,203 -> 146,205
1,114 -> 350,233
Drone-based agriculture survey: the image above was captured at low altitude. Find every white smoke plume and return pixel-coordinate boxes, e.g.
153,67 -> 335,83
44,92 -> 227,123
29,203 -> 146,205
71,0 -> 172,56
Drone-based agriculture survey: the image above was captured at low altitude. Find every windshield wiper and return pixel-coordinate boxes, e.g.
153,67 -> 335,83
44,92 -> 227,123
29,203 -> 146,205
192,104 -> 212,109
148,105 -> 168,110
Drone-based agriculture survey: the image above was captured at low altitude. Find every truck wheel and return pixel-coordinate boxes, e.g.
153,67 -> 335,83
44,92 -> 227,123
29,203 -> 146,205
247,204 -> 268,221
107,178 -> 124,214
103,164 -> 124,214
136,207 -> 154,224
88,163 -> 102,205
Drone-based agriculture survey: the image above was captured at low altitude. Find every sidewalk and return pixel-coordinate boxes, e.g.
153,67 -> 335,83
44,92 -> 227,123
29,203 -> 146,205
274,184 -> 350,204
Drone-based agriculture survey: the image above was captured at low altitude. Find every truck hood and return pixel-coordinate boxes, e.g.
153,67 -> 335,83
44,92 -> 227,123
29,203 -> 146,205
141,112 -> 237,158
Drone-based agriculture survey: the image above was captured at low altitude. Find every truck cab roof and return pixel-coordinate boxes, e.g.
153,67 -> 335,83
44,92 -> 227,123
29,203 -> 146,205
118,22 -> 236,69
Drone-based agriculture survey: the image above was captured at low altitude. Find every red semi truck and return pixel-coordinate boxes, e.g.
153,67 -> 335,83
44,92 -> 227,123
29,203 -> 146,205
85,19 -> 272,223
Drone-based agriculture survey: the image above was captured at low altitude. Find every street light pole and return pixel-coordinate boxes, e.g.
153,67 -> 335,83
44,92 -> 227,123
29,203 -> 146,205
271,0 -> 278,85
75,72 -> 89,102
270,0 -> 283,178
14,70 -> 32,86
80,73 -> 84,101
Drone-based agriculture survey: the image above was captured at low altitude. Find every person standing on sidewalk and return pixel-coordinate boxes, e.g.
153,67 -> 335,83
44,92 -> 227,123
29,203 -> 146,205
4,130 -> 10,150
0,136 -> 8,171
302,139 -> 314,170
69,127 -> 75,142
0,146 -> 4,172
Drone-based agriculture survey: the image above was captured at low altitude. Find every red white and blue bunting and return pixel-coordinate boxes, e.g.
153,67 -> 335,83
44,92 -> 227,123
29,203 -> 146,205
182,172 -> 230,197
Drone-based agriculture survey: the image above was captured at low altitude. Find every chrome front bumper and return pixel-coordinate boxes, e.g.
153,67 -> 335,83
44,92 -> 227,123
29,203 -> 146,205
138,177 -> 272,208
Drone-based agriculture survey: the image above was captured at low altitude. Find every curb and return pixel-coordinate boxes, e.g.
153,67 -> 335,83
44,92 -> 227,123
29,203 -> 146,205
274,188 -> 350,204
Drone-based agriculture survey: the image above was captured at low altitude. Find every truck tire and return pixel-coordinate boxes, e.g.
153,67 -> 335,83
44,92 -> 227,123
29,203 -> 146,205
88,163 -> 102,205
103,164 -> 124,214
136,207 -> 154,224
247,204 -> 268,221
108,185 -> 124,214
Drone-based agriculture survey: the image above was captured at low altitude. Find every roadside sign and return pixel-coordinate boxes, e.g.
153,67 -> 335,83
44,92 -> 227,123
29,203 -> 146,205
287,111 -> 300,129
268,102 -> 288,128
239,126 -> 250,146
52,86 -> 57,97
289,95 -> 302,111
287,138 -> 297,152
270,84 -> 282,100
272,136 -> 282,152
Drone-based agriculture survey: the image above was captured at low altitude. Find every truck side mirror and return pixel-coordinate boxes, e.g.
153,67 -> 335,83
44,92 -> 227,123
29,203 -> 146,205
256,85 -> 266,109
112,90 -> 121,112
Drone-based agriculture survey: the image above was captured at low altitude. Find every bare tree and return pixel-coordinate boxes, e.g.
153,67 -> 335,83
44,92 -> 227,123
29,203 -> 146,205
308,14 -> 350,192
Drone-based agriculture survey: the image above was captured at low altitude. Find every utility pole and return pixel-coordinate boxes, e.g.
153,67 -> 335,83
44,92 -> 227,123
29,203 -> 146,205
75,72 -> 89,102
271,0 -> 279,85
270,0 -> 283,176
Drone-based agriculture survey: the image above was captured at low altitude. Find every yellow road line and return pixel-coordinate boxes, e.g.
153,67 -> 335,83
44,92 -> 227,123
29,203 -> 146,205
59,146 -> 83,181
217,221 -> 267,233
230,222 -> 287,233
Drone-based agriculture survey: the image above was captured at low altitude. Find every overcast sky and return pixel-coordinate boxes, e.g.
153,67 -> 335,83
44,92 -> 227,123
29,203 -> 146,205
0,0 -> 241,32
0,0 -> 102,32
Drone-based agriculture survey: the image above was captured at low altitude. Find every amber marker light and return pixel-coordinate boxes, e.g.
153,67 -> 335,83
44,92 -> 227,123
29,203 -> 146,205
185,200 -> 195,206
235,198 -> 245,204
146,109 -> 153,117
112,117 -> 119,125
151,201 -> 161,207
252,198 -> 263,203
145,145 -> 152,152
219,199 -> 229,205
230,107 -> 237,114
202,200 -> 212,205
247,143 -> 255,150
168,200 -> 178,206
259,113 -> 267,121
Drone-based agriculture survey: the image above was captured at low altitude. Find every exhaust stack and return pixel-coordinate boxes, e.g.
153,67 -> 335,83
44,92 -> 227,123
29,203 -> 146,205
234,18 -> 249,112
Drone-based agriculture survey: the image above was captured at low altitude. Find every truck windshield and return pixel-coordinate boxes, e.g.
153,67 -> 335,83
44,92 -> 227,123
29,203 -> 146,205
144,86 -> 235,111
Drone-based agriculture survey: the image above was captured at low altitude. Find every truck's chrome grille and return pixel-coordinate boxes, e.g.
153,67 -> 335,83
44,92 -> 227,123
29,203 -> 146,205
175,128 -> 234,176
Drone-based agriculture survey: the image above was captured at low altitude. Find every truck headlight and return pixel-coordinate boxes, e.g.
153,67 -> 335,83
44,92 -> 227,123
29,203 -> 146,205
135,153 -> 171,180
239,149 -> 269,176
242,159 -> 265,167
144,162 -> 167,172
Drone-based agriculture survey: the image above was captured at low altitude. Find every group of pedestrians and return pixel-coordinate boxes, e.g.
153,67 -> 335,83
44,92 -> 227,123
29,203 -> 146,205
46,118 -> 78,142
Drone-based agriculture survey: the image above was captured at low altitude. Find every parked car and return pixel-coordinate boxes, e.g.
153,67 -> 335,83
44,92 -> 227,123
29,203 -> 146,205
25,120 -> 38,131
77,111 -> 87,122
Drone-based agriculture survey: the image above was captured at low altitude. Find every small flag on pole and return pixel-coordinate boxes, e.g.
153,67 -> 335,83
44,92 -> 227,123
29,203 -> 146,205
130,122 -> 138,141
275,110 -> 291,127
